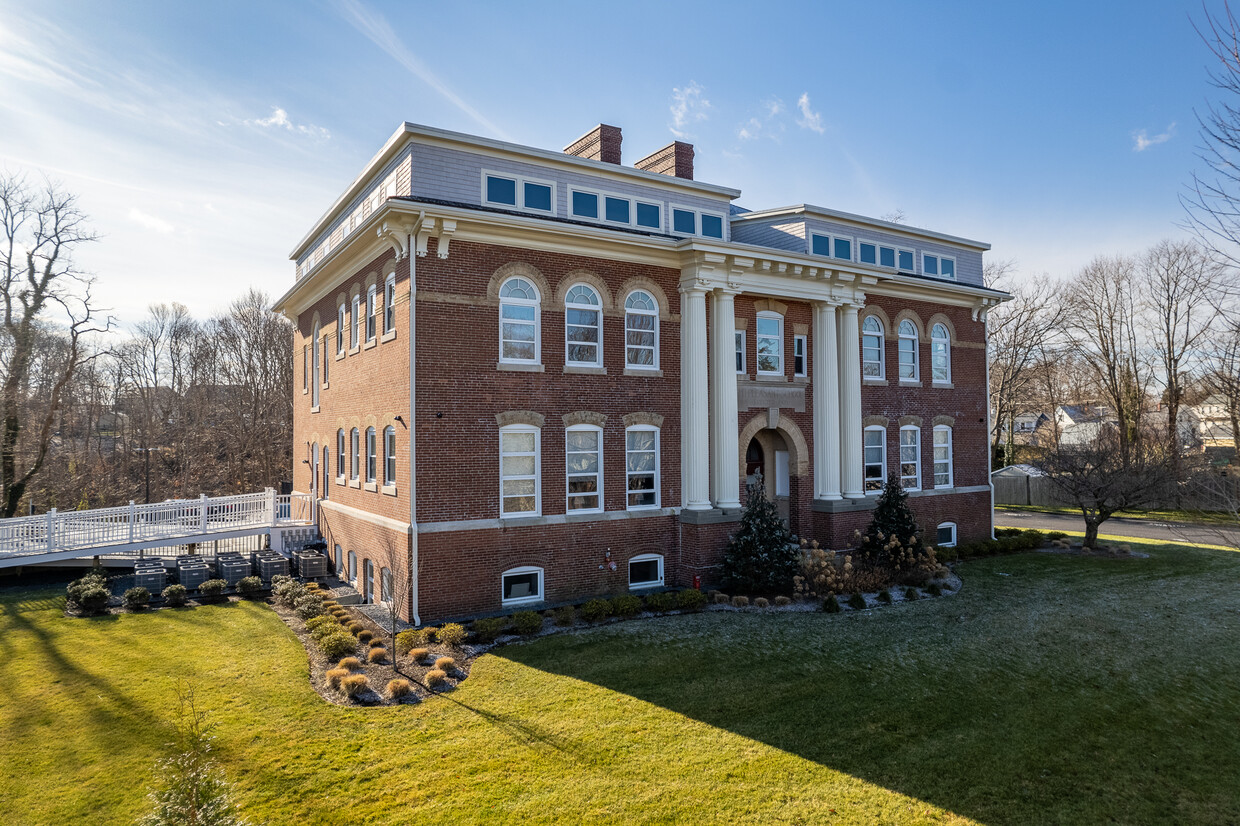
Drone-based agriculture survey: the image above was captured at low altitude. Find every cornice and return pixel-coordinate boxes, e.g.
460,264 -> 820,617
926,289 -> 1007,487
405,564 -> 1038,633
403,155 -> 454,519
731,203 -> 991,251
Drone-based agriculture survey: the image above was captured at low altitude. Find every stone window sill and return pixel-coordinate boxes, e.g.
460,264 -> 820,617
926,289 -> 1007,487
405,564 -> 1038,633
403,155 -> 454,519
899,379 -> 923,388
349,479 -> 360,489
623,368 -> 663,377
932,381 -> 955,389
380,330 -> 397,343
310,405 -> 320,414
863,378 -> 888,386
564,365 -> 606,375
756,374 -> 787,383
321,381 -> 329,391
335,352 -> 345,361
336,476 -> 346,486
364,481 -> 378,492
363,339 -> 377,351
381,484 -> 398,497
497,361 -> 545,373
349,347 -> 360,356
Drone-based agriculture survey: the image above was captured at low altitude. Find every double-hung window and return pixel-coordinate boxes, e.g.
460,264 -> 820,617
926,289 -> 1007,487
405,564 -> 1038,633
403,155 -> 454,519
624,290 -> 658,369
862,316 -> 884,378
566,425 -> 602,512
310,323 -> 320,408
564,284 -> 601,367
934,426 -> 953,488
500,425 -> 540,517
384,274 -> 396,334
336,304 -> 346,355
350,293 -> 360,349
498,277 -> 540,364
898,320 -> 919,381
336,429 -> 346,479
931,324 -> 951,383
365,427 -> 376,483
923,253 -> 956,279
350,428 -> 359,480
383,426 -> 396,486
483,171 -> 555,214
900,426 -> 921,490
366,285 -> 377,342
735,331 -> 746,374
756,312 -> 783,376
864,426 -> 886,493
625,426 -> 659,509
793,335 -> 807,377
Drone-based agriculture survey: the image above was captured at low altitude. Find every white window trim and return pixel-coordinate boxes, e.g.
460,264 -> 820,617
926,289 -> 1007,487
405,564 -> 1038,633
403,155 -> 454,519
864,425 -> 887,494
669,204 -> 727,240
383,426 -> 396,486
931,324 -> 952,385
625,425 -> 660,511
366,285 -> 377,342
735,330 -> 746,375
862,316 -> 885,380
897,247 -> 916,273
934,425 -> 954,489
498,277 -> 542,366
756,311 -> 784,377
350,293 -> 360,351
569,186 -> 664,231
624,290 -> 660,370
937,522 -> 958,548
810,232 -> 855,262
336,430 -> 346,481
564,283 -> 603,368
348,551 -> 357,586
350,428 -> 360,481
365,427 -> 377,483
899,425 -> 921,491
898,320 -> 920,382
481,170 -> 557,214
923,253 -> 957,280
566,424 -> 604,514
336,304 -> 346,355
310,323 -> 320,408
857,238 -> 881,267
383,274 -> 396,334
793,334 -> 807,378
628,553 -> 665,589
501,565 -> 544,607
500,424 -> 541,518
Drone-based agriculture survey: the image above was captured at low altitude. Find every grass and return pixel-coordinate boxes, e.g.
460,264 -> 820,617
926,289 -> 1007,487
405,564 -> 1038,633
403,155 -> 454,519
1,541 -> 1239,824
996,502 -> 1238,526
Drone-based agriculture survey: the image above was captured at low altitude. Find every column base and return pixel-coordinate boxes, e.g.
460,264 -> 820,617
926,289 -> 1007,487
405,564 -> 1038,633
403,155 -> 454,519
812,497 -> 876,514
679,507 -> 744,525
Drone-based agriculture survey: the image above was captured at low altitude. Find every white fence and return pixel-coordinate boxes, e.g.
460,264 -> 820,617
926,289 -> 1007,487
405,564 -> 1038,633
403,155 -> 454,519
0,489 -> 314,564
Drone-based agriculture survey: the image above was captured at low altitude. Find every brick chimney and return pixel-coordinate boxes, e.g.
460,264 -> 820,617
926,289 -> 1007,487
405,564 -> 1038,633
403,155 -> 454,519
564,124 -> 623,164
634,141 -> 694,180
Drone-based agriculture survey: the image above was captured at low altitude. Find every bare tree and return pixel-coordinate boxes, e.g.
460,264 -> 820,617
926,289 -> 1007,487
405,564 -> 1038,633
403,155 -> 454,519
0,173 -> 107,517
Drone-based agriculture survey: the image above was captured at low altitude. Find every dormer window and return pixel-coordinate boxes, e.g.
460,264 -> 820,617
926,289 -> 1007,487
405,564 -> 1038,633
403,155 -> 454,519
810,233 -> 854,262
923,254 -> 956,279
570,188 -> 663,230
482,171 -> 555,214
671,206 -> 725,239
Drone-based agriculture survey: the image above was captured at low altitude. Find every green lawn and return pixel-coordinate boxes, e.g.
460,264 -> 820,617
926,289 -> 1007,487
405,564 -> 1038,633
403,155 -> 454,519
2,541 -> 1239,825
996,502 -> 1238,526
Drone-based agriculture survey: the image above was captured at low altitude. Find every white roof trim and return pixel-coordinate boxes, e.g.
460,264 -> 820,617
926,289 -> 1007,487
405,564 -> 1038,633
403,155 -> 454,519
732,203 -> 991,251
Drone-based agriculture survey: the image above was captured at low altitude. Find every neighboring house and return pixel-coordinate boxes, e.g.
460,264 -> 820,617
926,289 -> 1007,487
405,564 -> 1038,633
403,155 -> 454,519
998,410 -> 1050,445
1054,404 -> 1113,446
276,121 -> 1006,623
1180,394 -> 1236,458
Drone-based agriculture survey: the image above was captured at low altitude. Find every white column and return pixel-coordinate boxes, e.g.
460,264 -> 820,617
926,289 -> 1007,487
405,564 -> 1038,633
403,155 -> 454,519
813,301 -> 842,500
681,285 -> 712,510
709,288 -> 741,510
838,302 -> 865,499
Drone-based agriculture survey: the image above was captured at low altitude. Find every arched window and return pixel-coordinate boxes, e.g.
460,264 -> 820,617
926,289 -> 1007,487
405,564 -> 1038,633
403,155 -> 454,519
898,319 -> 919,381
380,567 -> 393,603
933,425 -> 953,488
936,522 -> 957,548
366,284 -> 377,342
756,311 -> 783,375
383,425 -> 396,486
350,428 -> 360,480
336,429 -> 346,479
334,544 -> 343,576
565,284 -> 602,366
337,303 -> 346,355
310,442 -> 318,496
628,553 -> 664,589
625,425 -> 659,510
499,424 -> 540,517
499,277 -> 540,364
310,322 -> 320,407
350,292 -> 360,349
931,323 -> 951,384
364,558 -> 374,603
365,426 -> 377,483
501,565 -> 544,606
862,316 -> 884,378
863,425 -> 886,493
348,550 -> 357,585
322,446 -> 330,499
624,290 -> 658,369
566,424 -> 603,512
384,273 -> 396,334
899,426 -> 920,491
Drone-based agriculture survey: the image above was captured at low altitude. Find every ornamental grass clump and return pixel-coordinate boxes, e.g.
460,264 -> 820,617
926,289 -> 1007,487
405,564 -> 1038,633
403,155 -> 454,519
753,597 -> 770,609
580,598 -> 612,623
325,668 -> 349,689
731,595 -> 750,608
511,611 -> 543,635
347,621 -> 365,636
337,657 -> 363,671
368,637 -> 385,649
676,589 -> 707,612
434,656 -> 455,672
340,673 -> 369,699
408,647 -> 429,663
424,669 -> 447,689
357,630 -> 374,644
367,647 -> 387,664
470,618 -> 506,644
774,596 -> 792,607
161,584 -> 188,607
714,593 -> 731,605
386,679 -> 413,700
926,582 -> 943,597
437,623 -> 467,647
123,587 -> 151,611
610,594 -> 642,618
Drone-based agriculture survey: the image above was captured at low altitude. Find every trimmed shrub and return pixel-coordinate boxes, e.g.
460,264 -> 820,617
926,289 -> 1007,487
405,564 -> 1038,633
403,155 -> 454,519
610,594 -> 642,618
878,590 -> 892,604
434,656 -> 456,672
774,596 -> 792,607
357,630 -> 374,644
408,647 -> 429,663
161,584 -> 188,607
511,611 -> 543,635
305,615 -> 333,633
325,667 -> 349,689
311,623 -> 340,643
822,594 -> 841,613
367,647 -> 388,664
341,673 -> 369,698
580,598 -> 612,623
643,592 -> 676,614
470,618 -> 507,644
553,605 -> 576,626
270,574 -> 291,588
414,627 -> 437,646
321,599 -> 338,610
753,597 -> 770,609
237,576 -> 263,598
395,629 -> 421,654
1045,531 -> 1068,541
847,592 -> 867,610
67,571 -> 109,612
272,579 -> 306,608
294,594 -> 325,620
731,595 -> 750,608
676,589 -> 707,612
386,678 -> 413,700
926,582 -> 943,597
424,669 -> 448,688
122,587 -> 151,610
74,584 -> 112,615
437,623 -> 467,648
904,587 -> 919,601
337,656 -> 363,671
347,621 -> 365,636
198,579 -> 227,602
317,631 -> 357,661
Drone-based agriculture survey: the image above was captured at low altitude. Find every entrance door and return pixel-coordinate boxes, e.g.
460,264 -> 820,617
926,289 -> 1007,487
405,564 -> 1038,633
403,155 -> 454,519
774,449 -> 791,526
745,440 -> 765,492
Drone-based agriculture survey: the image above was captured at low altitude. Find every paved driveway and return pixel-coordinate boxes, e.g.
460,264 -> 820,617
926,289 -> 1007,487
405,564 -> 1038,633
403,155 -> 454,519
995,508 -> 1240,548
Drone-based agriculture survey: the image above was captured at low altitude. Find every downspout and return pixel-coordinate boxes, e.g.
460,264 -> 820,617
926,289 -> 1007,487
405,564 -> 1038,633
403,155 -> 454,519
985,310 -> 996,540
408,213 -> 422,625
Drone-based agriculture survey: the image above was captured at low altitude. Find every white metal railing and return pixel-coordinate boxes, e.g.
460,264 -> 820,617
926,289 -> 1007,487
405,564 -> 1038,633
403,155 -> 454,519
0,488 -> 314,559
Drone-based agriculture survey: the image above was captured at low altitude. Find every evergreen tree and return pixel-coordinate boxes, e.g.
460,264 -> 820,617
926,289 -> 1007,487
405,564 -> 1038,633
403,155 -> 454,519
722,474 -> 797,593
141,684 -> 248,826
861,477 -> 924,566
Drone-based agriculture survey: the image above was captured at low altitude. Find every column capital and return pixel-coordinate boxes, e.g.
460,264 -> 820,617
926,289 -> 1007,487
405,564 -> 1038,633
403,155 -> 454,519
678,276 -> 714,296
713,284 -> 743,297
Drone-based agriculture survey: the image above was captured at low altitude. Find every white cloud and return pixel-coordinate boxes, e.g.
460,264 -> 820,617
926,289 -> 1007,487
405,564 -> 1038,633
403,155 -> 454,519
670,81 -> 710,137
332,0 -> 510,141
246,106 -> 330,139
1133,123 -> 1175,151
764,98 -> 785,118
128,207 -> 174,234
796,93 -> 825,134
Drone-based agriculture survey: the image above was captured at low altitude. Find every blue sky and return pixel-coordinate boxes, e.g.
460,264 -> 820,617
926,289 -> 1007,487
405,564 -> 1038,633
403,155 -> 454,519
0,0 -> 1215,322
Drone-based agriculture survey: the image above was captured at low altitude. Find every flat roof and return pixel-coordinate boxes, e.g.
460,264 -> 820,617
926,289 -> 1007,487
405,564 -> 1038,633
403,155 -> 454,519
731,203 -> 991,251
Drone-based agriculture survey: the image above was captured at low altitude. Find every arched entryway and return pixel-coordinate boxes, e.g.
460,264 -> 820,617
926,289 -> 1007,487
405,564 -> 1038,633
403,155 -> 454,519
738,412 -> 810,535
744,431 -> 791,524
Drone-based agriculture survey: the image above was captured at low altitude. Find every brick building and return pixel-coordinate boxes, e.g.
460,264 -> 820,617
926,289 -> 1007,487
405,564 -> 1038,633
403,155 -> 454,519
275,122 -> 1007,624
